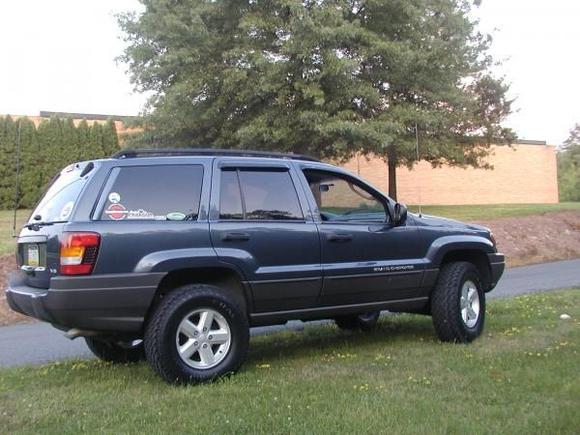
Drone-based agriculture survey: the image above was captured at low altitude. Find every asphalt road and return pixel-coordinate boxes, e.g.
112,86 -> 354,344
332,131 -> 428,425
1,259 -> 579,368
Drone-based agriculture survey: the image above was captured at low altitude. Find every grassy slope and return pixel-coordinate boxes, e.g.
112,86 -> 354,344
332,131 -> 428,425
1,290 -> 578,434
407,202 -> 580,221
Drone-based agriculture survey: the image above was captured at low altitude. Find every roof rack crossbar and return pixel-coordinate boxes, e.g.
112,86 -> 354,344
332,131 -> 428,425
111,148 -> 320,162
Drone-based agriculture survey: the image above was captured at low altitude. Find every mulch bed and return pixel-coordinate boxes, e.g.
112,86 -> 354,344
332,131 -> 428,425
475,210 -> 580,267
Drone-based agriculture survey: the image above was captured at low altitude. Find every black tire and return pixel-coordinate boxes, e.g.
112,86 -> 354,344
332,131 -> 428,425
334,311 -> 380,331
431,261 -> 485,343
144,284 -> 249,385
85,337 -> 145,363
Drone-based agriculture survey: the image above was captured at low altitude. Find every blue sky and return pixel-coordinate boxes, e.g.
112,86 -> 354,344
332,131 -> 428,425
1,0 -> 578,145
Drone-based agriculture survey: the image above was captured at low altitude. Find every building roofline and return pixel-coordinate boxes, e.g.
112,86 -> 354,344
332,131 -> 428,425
39,111 -> 137,122
516,139 -> 547,145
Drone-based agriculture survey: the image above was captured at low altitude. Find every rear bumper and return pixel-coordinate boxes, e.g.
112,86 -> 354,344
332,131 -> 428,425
487,253 -> 505,290
5,271 -> 164,333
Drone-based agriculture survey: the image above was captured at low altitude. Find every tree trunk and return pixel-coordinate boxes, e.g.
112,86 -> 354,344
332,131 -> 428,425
387,149 -> 398,201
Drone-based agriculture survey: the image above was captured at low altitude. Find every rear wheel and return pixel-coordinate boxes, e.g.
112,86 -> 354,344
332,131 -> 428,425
85,337 -> 145,363
334,311 -> 380,331
431,261 -> 485,343
144,284 -> 249,384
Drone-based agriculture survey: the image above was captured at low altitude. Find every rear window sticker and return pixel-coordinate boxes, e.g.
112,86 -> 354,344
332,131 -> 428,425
108,192 -> 121,204
166,212 -> 186,221
127,208 -> 155,220
59,201 -> 74,220
105,203 -> 127,220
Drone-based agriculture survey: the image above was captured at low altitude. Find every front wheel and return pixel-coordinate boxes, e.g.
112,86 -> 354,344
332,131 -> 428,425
431,261 -> 485,343
144,284 -> 249,384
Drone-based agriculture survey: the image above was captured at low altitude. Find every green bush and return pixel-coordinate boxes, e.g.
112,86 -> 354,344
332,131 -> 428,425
0,115 -> 119,210
558,124 -> 580,202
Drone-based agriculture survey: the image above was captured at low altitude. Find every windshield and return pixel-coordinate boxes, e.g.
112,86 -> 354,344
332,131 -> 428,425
29,163 -> 91,224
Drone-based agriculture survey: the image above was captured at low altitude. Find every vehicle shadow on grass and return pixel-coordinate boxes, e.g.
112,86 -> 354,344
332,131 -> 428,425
245,314 -> 436,365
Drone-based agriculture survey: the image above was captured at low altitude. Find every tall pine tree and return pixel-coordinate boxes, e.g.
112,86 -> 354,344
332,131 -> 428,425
0,116 -> 126,209
17,118 -> 39,209
119,0 -> 514,199
0,116 -> 17,209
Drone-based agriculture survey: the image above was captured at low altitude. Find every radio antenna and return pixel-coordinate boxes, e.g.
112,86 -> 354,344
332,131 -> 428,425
12,119 -> 22,237
415,123 -> 422,217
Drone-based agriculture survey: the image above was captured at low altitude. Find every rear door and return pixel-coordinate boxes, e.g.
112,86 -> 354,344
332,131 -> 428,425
17,162 -> 95,288
209,159 -> 321,312
88,162 -> 211,275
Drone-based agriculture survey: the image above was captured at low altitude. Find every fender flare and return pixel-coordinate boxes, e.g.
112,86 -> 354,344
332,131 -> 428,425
426,235 -> 495,268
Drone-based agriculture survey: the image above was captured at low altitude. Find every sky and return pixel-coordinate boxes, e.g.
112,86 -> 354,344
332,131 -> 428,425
0,0 -> 579,145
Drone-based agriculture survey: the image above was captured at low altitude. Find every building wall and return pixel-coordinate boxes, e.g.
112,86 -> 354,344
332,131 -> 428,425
340,142 -> 559,205
5,114 -> 560,205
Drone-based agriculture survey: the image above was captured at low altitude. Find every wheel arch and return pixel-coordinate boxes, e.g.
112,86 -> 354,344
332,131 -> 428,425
438,249 -> 492,291
427,236 -> 495,292
145,266 -> 251,326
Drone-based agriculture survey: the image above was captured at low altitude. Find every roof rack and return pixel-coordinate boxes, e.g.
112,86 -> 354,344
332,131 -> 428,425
111,148 -> 320,162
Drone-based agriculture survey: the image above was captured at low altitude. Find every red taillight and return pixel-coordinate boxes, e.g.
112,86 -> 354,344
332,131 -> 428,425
60,232 -> 100,275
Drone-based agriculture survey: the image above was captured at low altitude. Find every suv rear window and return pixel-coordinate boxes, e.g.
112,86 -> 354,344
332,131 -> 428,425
29,163 -> 92,224
219,168 -> 303,221
99,165 -> 203,221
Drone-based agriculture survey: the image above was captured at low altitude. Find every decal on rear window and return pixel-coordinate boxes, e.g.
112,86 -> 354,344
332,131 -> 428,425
105,203 -> 127,220
59,201 -> 75,220
108,192 -> 121,203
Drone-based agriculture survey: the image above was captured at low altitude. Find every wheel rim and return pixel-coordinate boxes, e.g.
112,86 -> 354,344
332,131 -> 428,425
175,308 -> 232,370
460,280 -> 480,328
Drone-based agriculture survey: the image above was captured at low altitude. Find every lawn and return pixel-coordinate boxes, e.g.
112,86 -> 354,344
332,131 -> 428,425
1,290 -> 578,434
0,209 -> 29,257
407,202 -> 580,221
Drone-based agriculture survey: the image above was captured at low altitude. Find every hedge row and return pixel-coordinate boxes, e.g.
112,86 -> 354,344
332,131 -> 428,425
0,116 -> 119,210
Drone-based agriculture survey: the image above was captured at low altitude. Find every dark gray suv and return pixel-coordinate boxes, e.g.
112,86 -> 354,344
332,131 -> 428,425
6,149 -> 504,384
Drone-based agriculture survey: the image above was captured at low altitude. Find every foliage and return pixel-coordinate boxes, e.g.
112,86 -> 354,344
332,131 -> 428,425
0,116 -> 120,210
558,123 -> 580,201
119,0 -> 515,199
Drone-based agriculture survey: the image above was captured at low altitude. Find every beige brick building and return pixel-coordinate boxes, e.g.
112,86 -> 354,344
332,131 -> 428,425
7,112 -> 559,205
341,140 -> 559,205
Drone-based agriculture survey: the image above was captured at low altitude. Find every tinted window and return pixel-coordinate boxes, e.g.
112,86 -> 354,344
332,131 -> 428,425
30,163 -> 92,223
218,169 -> 303,221
219,170 -> 243,220
303,169 -> 386,222
99,165 -> 203,221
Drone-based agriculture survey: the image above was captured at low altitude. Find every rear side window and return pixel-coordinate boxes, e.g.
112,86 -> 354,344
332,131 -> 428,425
99,165 -> 203,221
219,169 -> 303,221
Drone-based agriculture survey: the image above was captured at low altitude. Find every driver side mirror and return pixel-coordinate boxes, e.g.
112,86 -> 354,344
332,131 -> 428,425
393,202 -> 408,226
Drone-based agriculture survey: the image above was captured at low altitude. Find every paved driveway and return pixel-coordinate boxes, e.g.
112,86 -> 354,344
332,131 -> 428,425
1,259 -> 579,367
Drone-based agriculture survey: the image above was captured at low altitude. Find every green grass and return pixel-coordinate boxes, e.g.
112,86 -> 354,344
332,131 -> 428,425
0,209 -> 29,257
407,202 -> 580,221
1,290 -> 578,434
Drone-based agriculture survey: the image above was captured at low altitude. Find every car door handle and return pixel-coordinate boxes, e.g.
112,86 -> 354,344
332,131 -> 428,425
327,233 -> 353,242
221,232 -> 251,242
